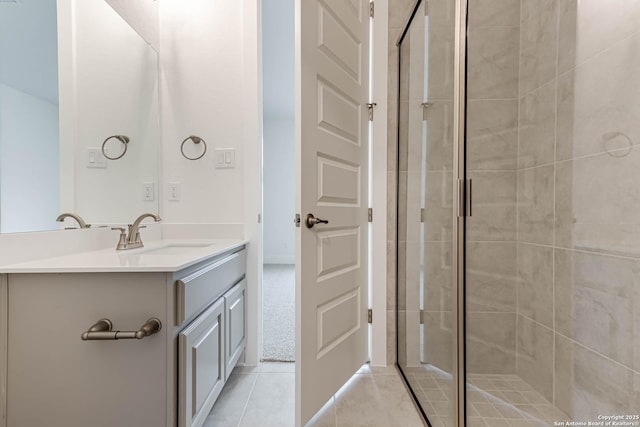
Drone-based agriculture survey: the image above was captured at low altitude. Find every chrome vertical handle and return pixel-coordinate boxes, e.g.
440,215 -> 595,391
305,213 -> 329,229
467,179 -> 472,217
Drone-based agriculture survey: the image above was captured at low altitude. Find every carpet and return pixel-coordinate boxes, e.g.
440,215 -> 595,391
262,264 -> 295,362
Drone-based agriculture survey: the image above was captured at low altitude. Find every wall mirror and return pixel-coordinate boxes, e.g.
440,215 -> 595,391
0,0 -> 159,233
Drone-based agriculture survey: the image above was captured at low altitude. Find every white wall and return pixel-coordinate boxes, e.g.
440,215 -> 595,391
159,0 -> 245,226
160,0 -> 262,366
0,84 -> 59,233
262,0 -> 295,265
0,0 -> 60,234
263,119 -> 295,264
0,0 -> 58,104
61,0 -> 160,225
262,0 -> 294,117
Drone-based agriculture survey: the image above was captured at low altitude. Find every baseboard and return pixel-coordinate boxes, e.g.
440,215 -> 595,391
263,256 -> 294,265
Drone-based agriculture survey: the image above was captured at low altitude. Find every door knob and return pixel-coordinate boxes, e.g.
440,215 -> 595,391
305,213 -> 329,229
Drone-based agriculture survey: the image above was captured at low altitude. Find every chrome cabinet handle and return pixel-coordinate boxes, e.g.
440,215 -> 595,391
81,318 -> 162,341
305,213 -> 329,229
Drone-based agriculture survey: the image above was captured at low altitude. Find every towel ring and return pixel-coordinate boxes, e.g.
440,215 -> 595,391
102,135 -> 130,160
181,135 -> 207,160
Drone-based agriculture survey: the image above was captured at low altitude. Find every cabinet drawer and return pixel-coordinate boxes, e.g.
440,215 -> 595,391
179,298 -> 225,427
176,249 -> 246,326
224,279 -> 246,380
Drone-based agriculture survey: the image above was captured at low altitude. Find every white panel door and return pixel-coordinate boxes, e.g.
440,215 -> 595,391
295,0 -> 370,425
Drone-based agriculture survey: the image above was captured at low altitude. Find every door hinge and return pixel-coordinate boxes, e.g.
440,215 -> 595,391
294,213 -> 301,227
258,213 -> 261,224
367,309 -> 372,324
420,310 -> 424,324
369,1 -> 374,18
421,102 -> 432,121
367,208 -> 373,222
420,208 -> 425,223
367,103 -> 377,121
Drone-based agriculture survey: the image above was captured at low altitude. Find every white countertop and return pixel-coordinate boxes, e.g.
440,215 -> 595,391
0,239 -> 248,273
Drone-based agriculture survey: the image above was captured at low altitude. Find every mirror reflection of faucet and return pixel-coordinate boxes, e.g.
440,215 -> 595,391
111,213 -> 161,250
56,213 -> 91,229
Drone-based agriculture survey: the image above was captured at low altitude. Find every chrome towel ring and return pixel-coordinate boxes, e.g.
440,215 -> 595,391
102,135 -> 130,160
181,135 -> 207,160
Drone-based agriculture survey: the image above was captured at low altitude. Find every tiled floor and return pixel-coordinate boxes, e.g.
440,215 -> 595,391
466,374 -> 568,427
205,362 -> 426,427
404,365 -> 569,427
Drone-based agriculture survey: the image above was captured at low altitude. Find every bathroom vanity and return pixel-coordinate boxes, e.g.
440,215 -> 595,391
0,239 -> 247,427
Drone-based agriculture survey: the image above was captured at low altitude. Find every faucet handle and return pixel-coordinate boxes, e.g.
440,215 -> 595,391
132,225 -> 147,244
111,227 -> 128,250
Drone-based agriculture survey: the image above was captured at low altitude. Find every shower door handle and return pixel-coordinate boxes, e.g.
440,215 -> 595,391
305,213 -> 329,229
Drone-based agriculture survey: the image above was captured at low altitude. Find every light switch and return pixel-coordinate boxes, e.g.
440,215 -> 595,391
86,148 -> 107,169
215,149 -> 235,169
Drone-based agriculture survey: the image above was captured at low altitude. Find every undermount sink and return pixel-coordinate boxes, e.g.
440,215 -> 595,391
138,243 -> 215,255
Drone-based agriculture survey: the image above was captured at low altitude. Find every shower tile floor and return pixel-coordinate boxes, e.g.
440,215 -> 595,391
404,366 -> 569,427
205,362 -> 424,427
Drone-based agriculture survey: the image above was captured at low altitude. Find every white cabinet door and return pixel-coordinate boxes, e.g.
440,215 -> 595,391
179,298 -> 225,427
7,273 -> 169,427
224,279 -> 246,380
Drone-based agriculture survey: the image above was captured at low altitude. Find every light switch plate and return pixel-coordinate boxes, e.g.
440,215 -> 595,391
86,148 -> 107,169
215,149 -> 235,169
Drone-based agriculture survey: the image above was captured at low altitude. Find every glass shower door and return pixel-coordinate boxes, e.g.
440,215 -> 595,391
464,0 -> 640,425
397,1 -> 458,426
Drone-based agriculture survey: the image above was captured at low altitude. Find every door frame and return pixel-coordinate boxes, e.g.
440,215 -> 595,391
241,0 -> 390,367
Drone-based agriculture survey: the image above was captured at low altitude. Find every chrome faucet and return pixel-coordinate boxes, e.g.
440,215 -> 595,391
112,213 -> 161,250
56,213 -> 91,229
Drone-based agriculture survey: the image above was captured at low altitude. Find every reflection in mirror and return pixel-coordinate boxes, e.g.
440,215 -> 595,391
62,0 -> 159,225
0,0 -> 159,234
0,0 -> 60,233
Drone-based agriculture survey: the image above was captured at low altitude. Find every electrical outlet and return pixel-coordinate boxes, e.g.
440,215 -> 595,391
142,183 -> 155,201
168,182 -> 181,201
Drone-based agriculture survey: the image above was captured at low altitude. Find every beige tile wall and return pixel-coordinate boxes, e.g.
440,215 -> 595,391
466,0 -> 520,375
515,0 -> 640,418
393,0 -> 640,420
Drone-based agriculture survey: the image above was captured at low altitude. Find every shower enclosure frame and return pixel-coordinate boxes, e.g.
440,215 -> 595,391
395,0 -> 469,425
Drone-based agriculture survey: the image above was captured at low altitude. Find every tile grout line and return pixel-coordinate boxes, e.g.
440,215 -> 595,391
514,0 -> 527,382
552,0 -> 561,409
555,25 -> 640,81
517,312 -> 640,377
235,372 -> 260,427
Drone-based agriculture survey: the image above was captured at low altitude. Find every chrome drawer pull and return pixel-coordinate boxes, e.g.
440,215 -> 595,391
81,318 -> 162,341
